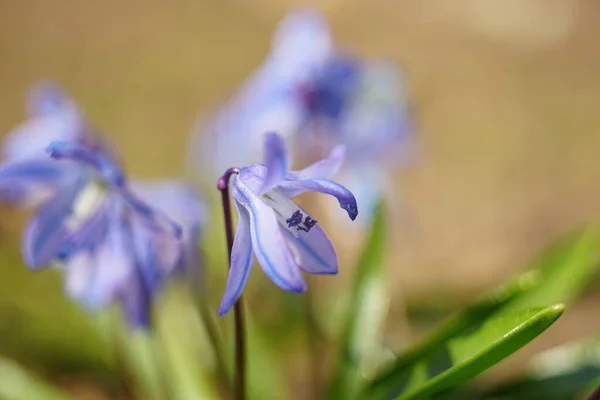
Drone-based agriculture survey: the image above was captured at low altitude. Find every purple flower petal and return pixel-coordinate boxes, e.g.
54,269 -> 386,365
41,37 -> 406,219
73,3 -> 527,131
270,8 -> 333,81
218,201 -> 254,316
286,145 -> 345,182
47,141 -> 125,186
0,159 -> 73,206
260,133 -> 290,194
82,214 -> 136,309
278,178 -> 358,220
64,251 -> 94,301
120,279 -> 151,329
4,108 -> 83,163
26,82 -> 73,117
129,179 -> 205,231
22,175 -> 87,269
232,176 -> 306,293
122,189 -> 183,239
280,211 -> 337,274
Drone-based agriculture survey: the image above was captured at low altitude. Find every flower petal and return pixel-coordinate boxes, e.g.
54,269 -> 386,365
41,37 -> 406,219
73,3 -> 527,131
22,175 -> 87,268
0,159 -> 74,206
261,133 -> 290,194
280,212 -> 337,274
218,201 -> 254,316
26,82 -> 73,117
232,176 -> 306,293
47,141 -> 125,186
270,8 -> 333,80
122,189 -> 183,239
278,178 -> 358,220
287,145 -> 346,181
129,179 -> 205,231
82,212 -> 136,309
120,280 -> 151,329
4,108 -> 83,163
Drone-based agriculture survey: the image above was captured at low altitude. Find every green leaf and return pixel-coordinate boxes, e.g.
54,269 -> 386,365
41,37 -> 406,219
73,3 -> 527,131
156,286 -> 220,400
506,225 -> 600,311
328,202 -> 389,400
0,357 -> 75,400
387,305 -> 564,400
481,336 -> 600,400
365,268 -> 540,396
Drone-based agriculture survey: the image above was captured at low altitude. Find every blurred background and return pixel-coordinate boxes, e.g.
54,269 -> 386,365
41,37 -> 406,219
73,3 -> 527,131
0,0 -> 599,399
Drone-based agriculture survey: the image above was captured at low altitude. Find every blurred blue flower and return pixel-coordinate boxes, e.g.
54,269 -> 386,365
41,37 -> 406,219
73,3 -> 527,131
30,141 -> 202,328
218,133 -> 357,315
0,82 -> 205,328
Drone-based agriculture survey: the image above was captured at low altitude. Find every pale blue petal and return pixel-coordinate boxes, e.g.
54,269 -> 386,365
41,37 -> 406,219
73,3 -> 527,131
286,145 -> 345,182
260,133 -> 290,194
22,176 -> 87,268
280,211 -> 337,274
0,159 -> 73,205
232,176 -> 306,293
270,8 -> 333,82
47,141 -> 125,186
82,213 -> 136,309
120,279 -> 151,329
278,178 -> 358,220
122,189 -> 183,239
129,179 -> 205,231
4,107 -> 82,163
218,201 -> 254,316
26,82 -> 72,117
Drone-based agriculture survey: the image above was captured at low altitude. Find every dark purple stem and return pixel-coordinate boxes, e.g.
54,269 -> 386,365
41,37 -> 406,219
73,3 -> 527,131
217,168 -> 246,400
587,385 -> 600,400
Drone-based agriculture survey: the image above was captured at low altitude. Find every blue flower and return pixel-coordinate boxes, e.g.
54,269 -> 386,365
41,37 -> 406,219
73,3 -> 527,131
218,133 -> 357,315
36,141 -> 202,328
0,84 -> 204,327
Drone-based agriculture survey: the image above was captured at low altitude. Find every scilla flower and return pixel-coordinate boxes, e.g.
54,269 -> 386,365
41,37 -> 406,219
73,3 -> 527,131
218,133 -> 357,315
31,141 -> 201,327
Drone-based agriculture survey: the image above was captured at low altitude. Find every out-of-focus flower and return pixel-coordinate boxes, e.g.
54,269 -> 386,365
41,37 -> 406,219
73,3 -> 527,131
192,8 -> 333,180
29,141 -> 200,328
218,133 -> 357,315
0,83 -> 205,328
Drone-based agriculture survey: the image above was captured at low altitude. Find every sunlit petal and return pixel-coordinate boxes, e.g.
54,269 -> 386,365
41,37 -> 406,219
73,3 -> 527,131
218,201 -> 254,316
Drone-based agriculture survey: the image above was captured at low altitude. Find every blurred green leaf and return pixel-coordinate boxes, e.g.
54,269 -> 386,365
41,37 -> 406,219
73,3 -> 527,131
328,202 -> 389,400
246,312 -> 291,400
507,225 -> 600,311
0,356 -> 75,400
366,268 -> 540,396
403,305 -> 564,399
481,336 -> 600,400
156,286 -> 220,400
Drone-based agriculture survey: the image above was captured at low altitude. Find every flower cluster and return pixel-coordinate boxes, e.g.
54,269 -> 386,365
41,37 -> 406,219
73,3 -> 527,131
193,8 -> 413,222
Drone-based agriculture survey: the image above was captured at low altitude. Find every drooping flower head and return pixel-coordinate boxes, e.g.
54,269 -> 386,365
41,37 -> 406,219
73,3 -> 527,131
31,141 -> 201,327
218,133 -> 357,315
0,83 -> 205,328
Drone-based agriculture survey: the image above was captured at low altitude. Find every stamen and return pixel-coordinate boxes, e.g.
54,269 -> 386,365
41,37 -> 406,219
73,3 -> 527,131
286,210 -> 303,228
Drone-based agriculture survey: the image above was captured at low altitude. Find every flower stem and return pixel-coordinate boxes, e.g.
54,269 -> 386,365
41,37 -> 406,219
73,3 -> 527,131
587,385 -> 600,400
218,168 -> 246,400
